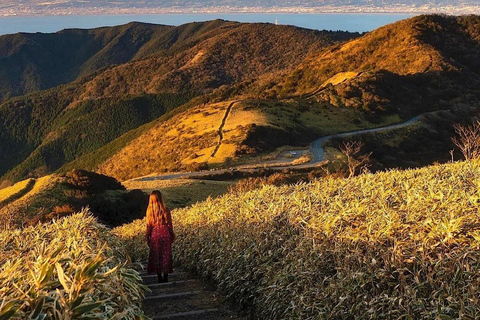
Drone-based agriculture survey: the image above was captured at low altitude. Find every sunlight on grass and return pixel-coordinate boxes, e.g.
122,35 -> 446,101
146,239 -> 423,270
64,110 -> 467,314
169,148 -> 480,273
120,160 -> 480,319
0,179 -> 34,206
0,210 -> 147,319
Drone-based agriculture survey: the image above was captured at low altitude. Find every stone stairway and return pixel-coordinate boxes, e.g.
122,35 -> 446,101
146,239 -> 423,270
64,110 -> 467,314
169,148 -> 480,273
141,269 -> 246,320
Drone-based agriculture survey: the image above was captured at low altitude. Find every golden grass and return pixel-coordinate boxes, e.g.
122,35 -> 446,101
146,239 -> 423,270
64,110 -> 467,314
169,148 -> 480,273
322,71 -> 360,86
118,160 -> 480,319
0,210 -> 147,319
97,100 -> 268,180
0,175 -> 62,216
0,179 -> 34,206
123,178 -> 233,209
209,144 -> 238,164
289,17 -> 445,95
180,49 -> 206,70
98,97 -> 404,181
165,102 -> 226,138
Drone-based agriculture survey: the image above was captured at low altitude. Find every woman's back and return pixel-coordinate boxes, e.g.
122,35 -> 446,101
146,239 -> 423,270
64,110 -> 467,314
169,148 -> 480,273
145,191 -> 174,282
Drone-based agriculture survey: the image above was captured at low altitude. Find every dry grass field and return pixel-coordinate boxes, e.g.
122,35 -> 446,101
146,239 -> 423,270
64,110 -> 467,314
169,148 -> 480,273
0,210 -> 146,319
117,159 -> 480,319
0,178 -> 35,207
123,178 -> 233,209
0,175 -> 63,217
97,97 -> 403,181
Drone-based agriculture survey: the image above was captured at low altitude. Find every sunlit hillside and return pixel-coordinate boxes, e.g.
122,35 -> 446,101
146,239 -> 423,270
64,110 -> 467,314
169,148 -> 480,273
2,15 -> 480,190
0,170 -> 147,228
95,98 -> 401,180
117,160 -> 480,319
0,21 -> 354,185
280,14 -> 473,95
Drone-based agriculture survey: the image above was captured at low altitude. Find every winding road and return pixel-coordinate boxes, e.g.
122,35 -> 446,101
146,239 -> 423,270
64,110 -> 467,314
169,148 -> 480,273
307,115 -> 421,163
132,114 -> 422,182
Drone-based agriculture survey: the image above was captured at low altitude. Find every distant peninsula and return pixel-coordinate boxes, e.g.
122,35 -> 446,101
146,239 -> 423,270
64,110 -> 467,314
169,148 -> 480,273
2,0 -> 480,16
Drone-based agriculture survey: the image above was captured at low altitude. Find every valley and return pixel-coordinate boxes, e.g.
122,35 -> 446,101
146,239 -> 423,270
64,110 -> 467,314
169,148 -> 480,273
3,13 -> 480,320
1,15 -> 479,188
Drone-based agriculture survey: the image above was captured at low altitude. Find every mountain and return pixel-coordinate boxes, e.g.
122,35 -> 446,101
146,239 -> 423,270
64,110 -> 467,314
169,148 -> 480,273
79,14 -> 480,180
0,19 -> 353,101
0,22 -> 174,99
0,20 -> 355,186
2,15 -> 480,185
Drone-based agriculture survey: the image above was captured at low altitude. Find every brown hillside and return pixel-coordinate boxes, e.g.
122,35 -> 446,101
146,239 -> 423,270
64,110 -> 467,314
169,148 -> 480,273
76,22 -> 355,100
5,15 -> 480,183
96,98 -> 402,181
275,15 -> 480,96
96,15 -> 480,180
0,21 -> 355,185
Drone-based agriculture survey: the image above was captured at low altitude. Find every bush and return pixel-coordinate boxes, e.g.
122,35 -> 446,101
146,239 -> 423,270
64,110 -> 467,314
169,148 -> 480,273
0,210 -> 147,319
165,160 -> 480,319
65,169 -> 125,193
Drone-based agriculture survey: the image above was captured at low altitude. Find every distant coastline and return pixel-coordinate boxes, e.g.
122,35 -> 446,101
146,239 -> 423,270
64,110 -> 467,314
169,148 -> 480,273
0,13 -> 416,35
1,5 -> 480,17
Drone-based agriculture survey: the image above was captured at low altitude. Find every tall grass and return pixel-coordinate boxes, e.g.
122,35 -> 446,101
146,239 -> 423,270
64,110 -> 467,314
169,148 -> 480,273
0,209 -> 147,319
118,160 -> 480,319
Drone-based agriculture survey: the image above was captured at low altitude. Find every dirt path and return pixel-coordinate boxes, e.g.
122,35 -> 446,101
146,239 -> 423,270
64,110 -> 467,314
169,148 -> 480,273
210,101 -> 238,158
141,268 -> 246,320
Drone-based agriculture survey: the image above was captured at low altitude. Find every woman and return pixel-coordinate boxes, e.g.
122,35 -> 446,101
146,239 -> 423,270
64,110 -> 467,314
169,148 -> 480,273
145,190 -> 175,283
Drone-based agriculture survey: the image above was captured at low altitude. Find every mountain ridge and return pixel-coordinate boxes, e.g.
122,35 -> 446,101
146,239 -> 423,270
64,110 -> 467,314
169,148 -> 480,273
0,19 -> 355,186
2,15 -> 480,185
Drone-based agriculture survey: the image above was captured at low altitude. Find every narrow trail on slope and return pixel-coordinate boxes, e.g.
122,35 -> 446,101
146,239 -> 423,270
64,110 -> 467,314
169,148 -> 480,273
141,267 -> 245,319
209,101 -> 238,158
301,71 -> 366,99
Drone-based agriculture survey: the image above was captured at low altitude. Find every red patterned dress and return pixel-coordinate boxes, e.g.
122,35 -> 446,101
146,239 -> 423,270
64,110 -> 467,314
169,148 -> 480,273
146,208 -> 174,274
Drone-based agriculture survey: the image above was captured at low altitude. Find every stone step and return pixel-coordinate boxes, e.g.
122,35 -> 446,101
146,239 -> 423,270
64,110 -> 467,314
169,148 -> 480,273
142,272 -> 186,285
146,280 -> 204,297
144,290 -> 202,302
141,268 -> 246,319
141,272 -> 183,278
143,289 -> 223,316
152,308 -> 219,320
146,279 -> 196,289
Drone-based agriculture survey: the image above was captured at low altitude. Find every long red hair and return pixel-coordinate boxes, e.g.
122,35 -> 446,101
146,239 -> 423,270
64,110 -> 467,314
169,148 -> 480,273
146,190 -> 168,225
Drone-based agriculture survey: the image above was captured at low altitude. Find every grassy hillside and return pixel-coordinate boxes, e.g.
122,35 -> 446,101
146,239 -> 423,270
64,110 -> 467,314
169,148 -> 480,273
79,15 -> 480,181
0,91 -> 193,185
0,170 -> 147,228
117,159 -> 480,319
75,22 -> 355,99
0,22 -> 172,99
271,15 -> 480,116
0,21 -> 354,185
0,19 -> 353,101
0,210 -> 146,319
4,15 -> 480,184
93,98 -> 401,180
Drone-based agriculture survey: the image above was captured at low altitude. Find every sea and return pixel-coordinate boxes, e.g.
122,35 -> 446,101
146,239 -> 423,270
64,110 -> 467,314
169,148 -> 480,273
0,13 -> 415,36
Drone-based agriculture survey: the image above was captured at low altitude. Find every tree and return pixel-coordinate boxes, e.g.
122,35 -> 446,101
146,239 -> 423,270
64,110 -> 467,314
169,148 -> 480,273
452,121 -> 480,160
339,140 -> 372,178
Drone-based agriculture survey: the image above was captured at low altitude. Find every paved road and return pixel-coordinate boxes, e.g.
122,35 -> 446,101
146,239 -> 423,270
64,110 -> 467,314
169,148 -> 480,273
305,115 -> 420,164
134,115 -> 421,182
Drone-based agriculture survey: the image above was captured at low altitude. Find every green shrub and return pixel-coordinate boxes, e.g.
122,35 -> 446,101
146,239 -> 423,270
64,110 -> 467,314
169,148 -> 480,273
0,210 -> 148,319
